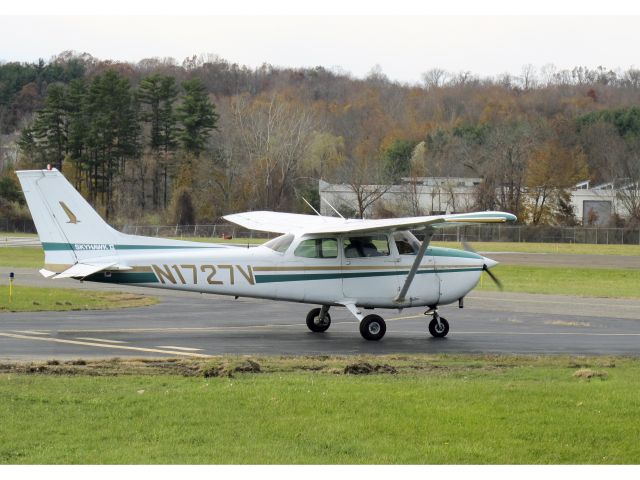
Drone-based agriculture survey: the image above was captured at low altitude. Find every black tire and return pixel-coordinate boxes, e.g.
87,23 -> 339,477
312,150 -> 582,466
359,314 -> 386,341
428,317 -> 449,338
306,308 -> 331,332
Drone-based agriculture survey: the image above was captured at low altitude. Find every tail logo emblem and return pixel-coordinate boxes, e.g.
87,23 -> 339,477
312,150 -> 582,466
59,201 -> 79,224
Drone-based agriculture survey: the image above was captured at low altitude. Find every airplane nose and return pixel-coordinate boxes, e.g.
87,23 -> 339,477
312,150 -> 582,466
482,256 -> 499,269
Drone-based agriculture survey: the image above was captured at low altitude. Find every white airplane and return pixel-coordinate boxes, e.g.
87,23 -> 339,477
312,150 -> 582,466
16,168 -> 515,341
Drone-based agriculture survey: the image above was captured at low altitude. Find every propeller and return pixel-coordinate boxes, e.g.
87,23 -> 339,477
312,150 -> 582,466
461,238 -> 503,291
482,263 -> 503,290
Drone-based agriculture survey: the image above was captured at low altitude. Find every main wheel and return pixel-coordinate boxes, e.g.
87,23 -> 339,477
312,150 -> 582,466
359,314 -> 386,341
306,308 -> 331,332
428,317 -> 449,338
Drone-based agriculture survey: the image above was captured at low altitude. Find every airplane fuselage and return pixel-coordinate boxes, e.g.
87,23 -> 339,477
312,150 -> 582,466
77,235 -> 485,310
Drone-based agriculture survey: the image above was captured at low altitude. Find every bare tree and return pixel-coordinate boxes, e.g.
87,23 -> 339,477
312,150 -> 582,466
338,153 -> 393,219
231,93 -> 317,211
476,123 -> 534,217
422,68 -> 448,90
520,64 -> 537,90
615,138 -> 640,226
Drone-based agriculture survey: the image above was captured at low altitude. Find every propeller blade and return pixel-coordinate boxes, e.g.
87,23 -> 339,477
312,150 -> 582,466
461,238 -> 475,253
483,264 -> 503,291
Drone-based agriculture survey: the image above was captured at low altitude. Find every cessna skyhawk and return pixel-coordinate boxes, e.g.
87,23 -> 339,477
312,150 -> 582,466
16,168 -> 515,341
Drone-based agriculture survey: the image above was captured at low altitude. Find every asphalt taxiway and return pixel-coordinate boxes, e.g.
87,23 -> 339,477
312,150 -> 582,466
1,265 -> 639,359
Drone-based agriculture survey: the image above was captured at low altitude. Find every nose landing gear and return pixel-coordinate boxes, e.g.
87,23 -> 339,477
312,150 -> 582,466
425,309 -> 449,338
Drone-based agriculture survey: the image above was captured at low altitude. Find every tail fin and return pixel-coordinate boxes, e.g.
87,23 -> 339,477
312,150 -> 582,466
17,168 -> 225,277
16,169 -> 122,270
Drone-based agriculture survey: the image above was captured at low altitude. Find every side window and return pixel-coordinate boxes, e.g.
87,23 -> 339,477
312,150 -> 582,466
294,238 -> 338,258
343,235 -> 390,258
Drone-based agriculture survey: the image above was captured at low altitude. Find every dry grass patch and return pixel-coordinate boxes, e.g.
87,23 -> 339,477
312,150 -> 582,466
574,368 -> 608,380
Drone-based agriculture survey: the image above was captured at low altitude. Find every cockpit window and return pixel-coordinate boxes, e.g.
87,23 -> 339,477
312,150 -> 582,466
393,231 -> 421,255
343,234 -> 390,258
294,238 -> 338,258
263,234 -> 294,253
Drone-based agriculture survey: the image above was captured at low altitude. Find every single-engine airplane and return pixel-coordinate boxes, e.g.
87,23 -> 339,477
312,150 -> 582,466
16,168 -> 516,341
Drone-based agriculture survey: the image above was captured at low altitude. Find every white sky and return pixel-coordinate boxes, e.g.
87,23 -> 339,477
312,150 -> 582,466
1,1 -> 639,84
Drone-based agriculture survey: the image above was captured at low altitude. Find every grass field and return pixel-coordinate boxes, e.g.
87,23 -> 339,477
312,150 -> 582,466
475,265 -> 640,298
432,241 -> 640,256
0,247 -> 43,268
0,232 -> 37,237
0,355 -> 637,464
0,285 -> 157,312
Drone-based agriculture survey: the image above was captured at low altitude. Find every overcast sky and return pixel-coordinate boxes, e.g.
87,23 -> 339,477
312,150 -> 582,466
2,4 -> 639,84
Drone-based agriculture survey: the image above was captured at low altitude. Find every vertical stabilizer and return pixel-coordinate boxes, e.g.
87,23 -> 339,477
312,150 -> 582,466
16,169 -> 122,269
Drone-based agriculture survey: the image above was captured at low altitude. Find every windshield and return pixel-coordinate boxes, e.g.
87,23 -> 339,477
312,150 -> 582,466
262,234 -> 294,253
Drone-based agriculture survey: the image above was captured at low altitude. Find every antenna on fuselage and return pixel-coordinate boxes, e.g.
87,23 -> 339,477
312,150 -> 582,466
321,197 -> 345,219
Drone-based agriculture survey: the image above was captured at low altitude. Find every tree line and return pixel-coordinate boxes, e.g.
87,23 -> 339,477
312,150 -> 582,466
1,52 -> 639,229
17,70 -> 217,221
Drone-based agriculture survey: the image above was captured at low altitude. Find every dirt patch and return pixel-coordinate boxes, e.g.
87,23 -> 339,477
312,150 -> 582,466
234,359 -> 261,373
202,359 -> 261,378
344,362 -> 397,375
0,354 -> 630,378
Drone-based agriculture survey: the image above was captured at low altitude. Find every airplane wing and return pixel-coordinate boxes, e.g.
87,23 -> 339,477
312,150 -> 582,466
223,211 -> 517,235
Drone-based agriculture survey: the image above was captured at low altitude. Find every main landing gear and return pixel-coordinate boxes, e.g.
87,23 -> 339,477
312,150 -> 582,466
359,314 -> 386,341
425,309 -> 449,338
305,305 -> 388,341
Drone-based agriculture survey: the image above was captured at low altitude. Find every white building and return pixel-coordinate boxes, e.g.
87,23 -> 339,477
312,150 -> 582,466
319,177 -> 482,218
571,180 -> 635,226
320,177 -> 635,225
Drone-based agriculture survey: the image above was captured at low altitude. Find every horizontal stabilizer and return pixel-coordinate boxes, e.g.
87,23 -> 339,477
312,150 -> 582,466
39,269 -> 57,278
52,262 -> 131,279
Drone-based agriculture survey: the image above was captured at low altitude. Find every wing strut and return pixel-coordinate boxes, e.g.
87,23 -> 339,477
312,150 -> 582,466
394,228 -> 434,304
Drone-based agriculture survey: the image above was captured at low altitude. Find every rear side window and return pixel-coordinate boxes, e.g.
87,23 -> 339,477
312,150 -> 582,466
294,238 -> 338,258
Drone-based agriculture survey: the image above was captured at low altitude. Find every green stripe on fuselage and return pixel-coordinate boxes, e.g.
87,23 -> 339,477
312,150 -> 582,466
42,242 -> 223,252
427,247 -> 482,259
254,267 -> 482,284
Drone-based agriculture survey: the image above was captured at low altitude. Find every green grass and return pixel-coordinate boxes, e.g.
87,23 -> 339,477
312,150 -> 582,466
0,232 -> 38,237
0,355 -> 637,464
0,247 -> 43,268
476,264 -> 640,298
0,285 -> 157,312
433,241 -> 640,256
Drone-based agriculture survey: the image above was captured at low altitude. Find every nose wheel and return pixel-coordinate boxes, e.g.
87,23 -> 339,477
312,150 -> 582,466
427,312 -> 449,338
